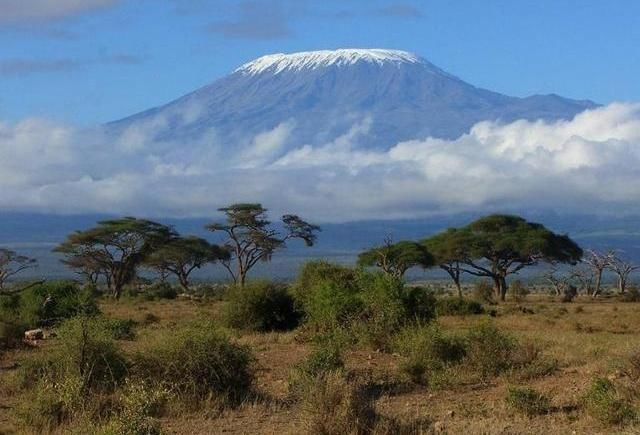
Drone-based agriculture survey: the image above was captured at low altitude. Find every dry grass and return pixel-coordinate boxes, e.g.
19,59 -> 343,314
1,294 -> 640,434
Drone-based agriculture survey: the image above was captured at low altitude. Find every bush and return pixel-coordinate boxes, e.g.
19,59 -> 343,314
223,281 -> 300,332
621,287 -> 640,302
472,280 -> 495,304
145,282 -> 178,300
105,318 -> 137,340
465,322 -> 517,379
133,322 -> 254,404
290,340 -> 345,398
583,378 -> 636,425
506,386 -> 551,416
101,380 -> 167,435
436,297 -> 484,316
7,281 -> 99,327
509,280 -> 529,302
299,371 -> 376,435
401,286 -> 437,322
393,323 -> 466,385
293,262 -> 437,346
0,319 -> 28,351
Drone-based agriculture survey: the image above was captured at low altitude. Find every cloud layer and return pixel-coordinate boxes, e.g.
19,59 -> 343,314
1,103 -> 639,222
0,0 -> 120,24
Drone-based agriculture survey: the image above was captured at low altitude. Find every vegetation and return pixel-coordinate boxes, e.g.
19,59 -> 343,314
2,212 -> 640,434
206,203 -> 319,286
358,238 -> 434,278
0,248 -> 37,291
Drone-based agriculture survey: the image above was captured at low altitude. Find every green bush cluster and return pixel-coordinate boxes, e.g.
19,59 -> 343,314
435,297 -> 484,316
291,261 -> 437,344
223,281 -> 300,332
583,378 -> 637,425
505,386 -> 551,416
133,321 -> 254,404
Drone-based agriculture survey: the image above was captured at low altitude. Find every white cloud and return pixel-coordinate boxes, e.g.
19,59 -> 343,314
0,0 -> 120,24
0,103 -> 639,221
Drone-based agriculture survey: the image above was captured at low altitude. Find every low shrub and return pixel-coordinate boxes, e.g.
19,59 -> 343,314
436,297 -> 484,316
0,319 -> 28,351
299,370 -> 376,435
398,286 -> 437,322
621,287 -> 640,303
105,318 -> 137,340
506,386 -> 551,416
290,340 -> 345,398
133,322 -> 254,404
223,281 -> 300,332
583,377 -> 636,425
465,322 -> 517,379
6,281 -> 99,327
393,323 -> 466,385
145,282 -> 178,300
100,380 -> 167,435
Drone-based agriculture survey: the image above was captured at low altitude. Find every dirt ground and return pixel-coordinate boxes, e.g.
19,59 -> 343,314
1,295 -> 639,434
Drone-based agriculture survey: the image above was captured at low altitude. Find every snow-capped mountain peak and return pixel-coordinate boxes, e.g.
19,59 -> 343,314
234,48 -> 423,75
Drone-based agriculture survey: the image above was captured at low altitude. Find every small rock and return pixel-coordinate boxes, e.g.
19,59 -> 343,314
24,329 -> 44,341
433,421 -> 445,433
446,410 -> 455,418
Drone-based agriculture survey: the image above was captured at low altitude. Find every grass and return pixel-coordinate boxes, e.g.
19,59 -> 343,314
2,292 -> 640,434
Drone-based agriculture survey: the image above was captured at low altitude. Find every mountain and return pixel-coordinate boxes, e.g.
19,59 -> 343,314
108,49 -> 597,149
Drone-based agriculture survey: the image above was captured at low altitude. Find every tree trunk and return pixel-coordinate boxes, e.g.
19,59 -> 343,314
178,273 -> 190,292
592,269 -> 603,297
492,276 -> 501,300
455,279 -> 462,298
499,276 -> 508,302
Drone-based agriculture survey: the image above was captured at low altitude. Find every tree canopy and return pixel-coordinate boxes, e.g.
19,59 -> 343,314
358,239 -> 434,279
425,215 -> 583,301
206,203 -> 320,286
55,217 -> 176,298
145,236 -> 229,291
0,249 -> 37,291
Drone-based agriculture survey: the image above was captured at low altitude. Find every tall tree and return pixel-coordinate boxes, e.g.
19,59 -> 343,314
0,249 -> 37,290
434,215 -> 583,301
206,204 -> 320,287
358,237 -> 434,279
145,236 -> 229,291
423,228 -> 472,298
583,250 -> 616,297
609,254 -> 638,294
55,217 -> 176,299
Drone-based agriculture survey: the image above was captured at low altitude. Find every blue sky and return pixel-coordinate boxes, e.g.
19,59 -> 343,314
1,0 -> 639,125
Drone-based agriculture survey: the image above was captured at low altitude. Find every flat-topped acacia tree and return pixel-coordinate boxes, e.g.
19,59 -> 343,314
206,204 -> 320,287
55,217 -> 176,299
423,228 -> 473,298
145,236 -> 229,291
0,249 -> 37,292
358,238 -> 434,279
461,215 -> 583,301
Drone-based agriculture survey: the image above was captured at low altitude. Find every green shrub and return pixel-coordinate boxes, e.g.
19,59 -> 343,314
506,386 -> 551,416
145,282 -> 178,300
9,281 -> 99,327
105,318 -> 137,340
465,322 -> 517,379
393,323 -> 466,385
0,319 -> 28,351
290,340 -> 346,398
583,378 -> 636,425
436,297 -> 484,316
299,370 -> 376,435
223,281 -> 300,332
621,287 -> 640,303
400,286 -> 437,322
133,322 -> 254,404
101,380 -> 167,435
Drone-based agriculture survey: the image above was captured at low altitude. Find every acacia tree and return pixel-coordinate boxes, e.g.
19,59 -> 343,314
436,215 -> 583,301
0,249 -> 37,291
358,237 -> 434,279
423,228 -> 472,298
55,217 -> 176,299
609,254 -> 639,294
583,250 -> 616,297
145,236 -> 229,291
206,204 -> 320,287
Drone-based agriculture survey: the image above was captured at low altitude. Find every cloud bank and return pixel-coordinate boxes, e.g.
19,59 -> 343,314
0,0 -> 120,24
1,103 -> 639,222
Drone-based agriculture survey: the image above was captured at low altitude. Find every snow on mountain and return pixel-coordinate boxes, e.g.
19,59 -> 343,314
108,49 -> 597,149
234,49 -> 423,75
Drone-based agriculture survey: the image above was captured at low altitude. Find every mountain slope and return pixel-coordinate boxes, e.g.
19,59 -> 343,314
108,49 -> 597,149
